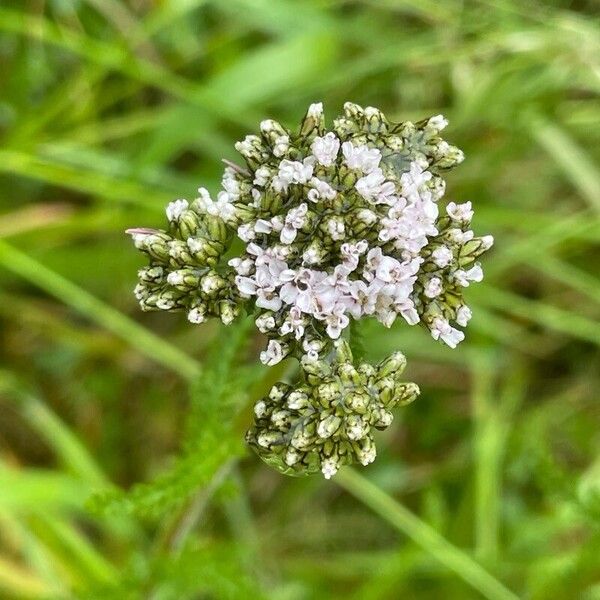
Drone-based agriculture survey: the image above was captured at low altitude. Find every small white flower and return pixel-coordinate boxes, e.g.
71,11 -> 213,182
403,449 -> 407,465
447,201 -> 474,222
234,134 -> 259,156
215,192 -> 236,222
447,228 -> 474,244
196,188 -> 236,222
367,248 -> 420,285
253,166 -> 271,187
201,274 -> 222,295
341,141 -> 381,173
481,235 -> 495,250
255,313 -> 276,333
279,306 -> 306,340
427,114 -> 448,131
317,415 -> 341,439
307,102 -> 323,119
430,317 -> 465,348
424,276 -> 443,298
257,432 -> 276,448
250,188 -> 261,208
279,268 -> 320,312
302,245 -> 322,265
254,400 -> 267,418
326,216 -> 345,241
456,305 -> 472,327
342,279 -> 376,319
307,177 -> 337,203
453,264 -> 483,287
323,308 -> 350,339
321,457 -> 339,479
259,119 -> 278,133
271,245 -> 292,261
187,307 -> 205,324
259,340 -> 286,366
156,298 -> 175,310
437,140 -> 450,156
355,168 -> 397,204
357,208 -> 378,225
237,223 -> 255,242
273,134 -> 290,158
287,391 -> 309,410
281,203 -> 308,244
311,132 -> 340,166
401,304 -> 420,325
254,219 -> 273,234
346,418 -> 367,441
301,338 -> 322,363
432,246 -> 453,268
166,199 -> 188,221
377,410 -> 393,428
341,240 -> 368,270
273,158 -> 314,192
221,167 -> 241,200
134,283 -> 145,300
285,450 -> 300,466
187,237 -> 205,255
167,271 -> 184,286
271,409 -> 289,428
400,161 -> 433,201
357,444 -> 376,466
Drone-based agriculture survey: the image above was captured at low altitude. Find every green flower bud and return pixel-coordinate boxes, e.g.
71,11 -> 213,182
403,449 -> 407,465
173,209 -> 202,240
131,231 -> 171,262
186,237 -> 221,267
375,376 -> 396,406
458,236 -> 494,266
199,271 -> 227,298
377,351 -> 407,379
215,299 -> 240,325
317,414 -> 342,439
346,392 -> 369,414
299,102 -> 325,138
167,268 -> 201,291
316,382 -> 340,405
138,266 -> 164,283
363,105 -> 389,134
393,382 -> 420,406
168,239 -> 194,266
337,363 -> 361,386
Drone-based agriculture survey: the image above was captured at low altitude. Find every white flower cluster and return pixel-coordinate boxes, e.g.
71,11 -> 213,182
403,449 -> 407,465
223,102 -> 491,365
129,102 -> 494,479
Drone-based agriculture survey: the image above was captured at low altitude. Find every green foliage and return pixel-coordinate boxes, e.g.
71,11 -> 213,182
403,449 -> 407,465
91,319 -> 261,520
0,1 -> 599,599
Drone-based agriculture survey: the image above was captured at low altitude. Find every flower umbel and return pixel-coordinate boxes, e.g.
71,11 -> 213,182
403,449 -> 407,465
128,102 -> 493,478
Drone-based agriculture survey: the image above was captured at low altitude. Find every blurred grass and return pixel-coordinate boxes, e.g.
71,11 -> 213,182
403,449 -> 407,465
0,0 -> 599,598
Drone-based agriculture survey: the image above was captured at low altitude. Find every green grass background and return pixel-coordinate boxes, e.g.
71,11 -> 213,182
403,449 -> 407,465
0,1 -> 599,598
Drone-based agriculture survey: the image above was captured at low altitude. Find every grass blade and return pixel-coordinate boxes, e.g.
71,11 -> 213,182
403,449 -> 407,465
0,240 -> 200,380
336,468 -> 518,600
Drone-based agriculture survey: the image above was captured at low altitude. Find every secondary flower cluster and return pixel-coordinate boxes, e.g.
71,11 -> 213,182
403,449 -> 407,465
128,102 -> 493,478
246,341 -> 419,478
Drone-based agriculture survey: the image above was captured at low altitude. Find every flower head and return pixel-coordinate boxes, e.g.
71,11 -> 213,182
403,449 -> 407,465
128,102 -> 493,479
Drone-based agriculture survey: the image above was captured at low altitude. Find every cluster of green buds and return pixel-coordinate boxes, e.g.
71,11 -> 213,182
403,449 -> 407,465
246,341 -> 418,478
127,193 -> 242,326
128,102 -> 493,478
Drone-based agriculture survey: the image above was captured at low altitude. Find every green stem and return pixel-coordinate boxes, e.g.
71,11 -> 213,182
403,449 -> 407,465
349,319 -> 367,362
336,468 -> 518,600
